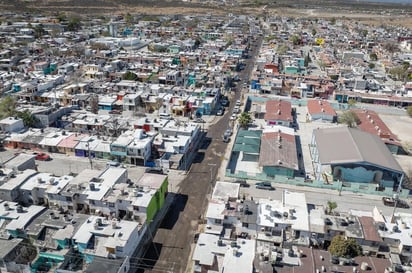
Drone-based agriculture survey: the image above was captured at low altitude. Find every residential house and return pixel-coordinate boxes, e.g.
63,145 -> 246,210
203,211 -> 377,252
110,131 -> 134,163
131,173 -> 168,223
229,130 -> 262,175
74,135 -> 99,158
358,215 -> 386,257
98,95 -> 118,111
0,169 -> 37,202
259,127 -> 299,177
125,129 -> 152,166
264,100 -> 293,127
85,167 -> 128,217
0,201 -> 46,238
72,216 -> 142,263
0,238 -> 32,273
122,92 -> 143,113
39,130 -> 72,153
2,153 -> 36,171
19,173 -> 73,206
0,117 -> 24,133
55,169 -> 102,213
256,191 -> 310,246
378,212 -> 412,264
93,137 -> 113,159
307,99 -> 337,122
71,113 -> 110,133
57,133 -> 88,156
192,233 -> 255,273
26,211 -> 90,273
156,120 -> 201,170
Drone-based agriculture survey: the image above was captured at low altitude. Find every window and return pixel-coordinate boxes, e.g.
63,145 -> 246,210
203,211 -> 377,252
133,206 -> 139,211
90,200 -> 95,205
242,223 -> 249,228
108,202 -> 115,208
215,219 -> 222,224
66,196 -> 72,202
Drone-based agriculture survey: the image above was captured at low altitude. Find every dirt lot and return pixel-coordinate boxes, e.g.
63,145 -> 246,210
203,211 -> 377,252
379,113 -> 412,180
1,0 -> 412,28
380,114 -> 412,144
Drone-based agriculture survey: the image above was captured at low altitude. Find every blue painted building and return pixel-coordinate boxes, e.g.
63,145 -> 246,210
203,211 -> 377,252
310,127 -> 404,190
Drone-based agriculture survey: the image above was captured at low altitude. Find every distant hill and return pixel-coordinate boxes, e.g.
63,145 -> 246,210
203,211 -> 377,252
0,0 -> 410,16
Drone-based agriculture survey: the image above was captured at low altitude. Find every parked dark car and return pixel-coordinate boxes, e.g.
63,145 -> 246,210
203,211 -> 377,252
234,179 -> 250,187
256,182 -> 274,190
145,167 -> 164,174
216,108 -> 225,116
382,197 -> 410,208
221,100 -> 229,107
109,109 -> 122,115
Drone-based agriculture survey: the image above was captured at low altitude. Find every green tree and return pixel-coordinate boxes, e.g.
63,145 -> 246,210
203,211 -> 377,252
289,35 -> 301,46
277,44 -> 289,55
304,53 -> 311,67
368,63 -> 375,70
56,12 -> 67,23
327,201 -> 337,214
383,42 -> 399,54
407,106 -> 412,117
125,13 -> 134,26
348,98 -> 357,107
389,65 -> 409,82
16,110 -> 39,128
194,37 -> 202,49
238,112 -> 252,128
123,71 -> 138,81
67,17 -> 81,31
33,24 -> 46,39
369,53 -> 378,61
311,28 -> 317,36
0,96 -> 17,119
329,235 -> 362,258
338,111 -> 360,128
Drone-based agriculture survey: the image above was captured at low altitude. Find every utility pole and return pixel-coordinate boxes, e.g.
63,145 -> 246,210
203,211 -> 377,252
87,143 -> 93,170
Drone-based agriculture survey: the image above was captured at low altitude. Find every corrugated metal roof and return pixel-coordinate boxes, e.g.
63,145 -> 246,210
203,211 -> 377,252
233,143 -> 260,154
313,127 -> 402,173
259,131 -> 298,170
237,129 -> 262,138
235,136 -> 261,146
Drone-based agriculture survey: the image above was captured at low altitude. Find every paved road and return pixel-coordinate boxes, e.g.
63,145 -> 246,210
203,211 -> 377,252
239,181 -> 409,217
138,35 -> 263,273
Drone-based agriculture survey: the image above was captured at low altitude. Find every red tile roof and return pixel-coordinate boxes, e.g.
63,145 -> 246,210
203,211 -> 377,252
307,99 -> 337,116
264,100 -> 292,122
359,216 -> 383,242
352,109 -> 398,141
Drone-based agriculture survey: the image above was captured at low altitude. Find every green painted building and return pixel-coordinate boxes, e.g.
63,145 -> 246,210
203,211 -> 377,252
135,173 -> 168,223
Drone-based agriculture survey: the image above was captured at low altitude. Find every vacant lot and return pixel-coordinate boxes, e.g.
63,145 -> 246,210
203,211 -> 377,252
1,0 -> 411,28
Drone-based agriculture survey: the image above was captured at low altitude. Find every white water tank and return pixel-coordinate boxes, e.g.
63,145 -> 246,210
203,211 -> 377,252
361,262 -> 369,270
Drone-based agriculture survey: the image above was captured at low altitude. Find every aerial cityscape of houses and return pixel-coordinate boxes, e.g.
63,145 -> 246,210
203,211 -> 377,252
0,10 -> 411,273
